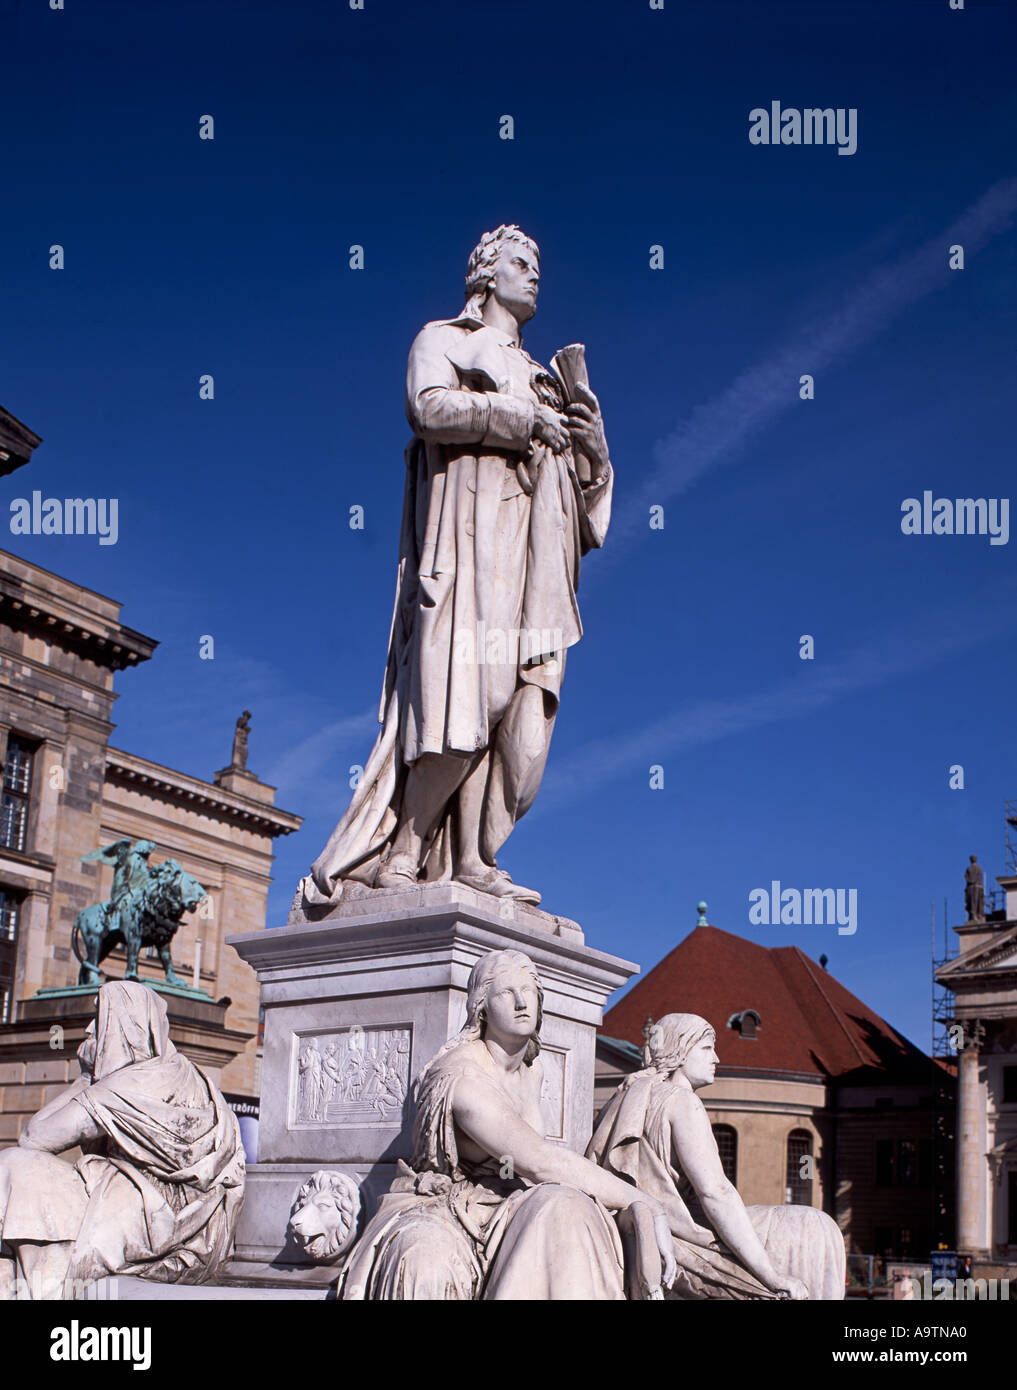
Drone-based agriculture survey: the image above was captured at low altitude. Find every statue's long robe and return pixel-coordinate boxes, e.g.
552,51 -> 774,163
308,313 -> 612,900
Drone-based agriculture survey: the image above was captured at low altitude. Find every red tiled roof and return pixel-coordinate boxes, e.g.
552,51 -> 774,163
601,924 -> 929,1081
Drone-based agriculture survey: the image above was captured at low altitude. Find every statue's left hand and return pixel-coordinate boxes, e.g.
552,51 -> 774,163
566,383 -> 610,480
617,1200 -> 676,1300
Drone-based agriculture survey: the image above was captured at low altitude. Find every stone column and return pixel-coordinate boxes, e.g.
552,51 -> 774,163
226,883 -> 637,1279
955,1019 -> 986,1255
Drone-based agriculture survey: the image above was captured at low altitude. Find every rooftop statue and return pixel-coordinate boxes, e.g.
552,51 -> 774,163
0,982 -> 244,1299
587,1013 -> 846,1299
231,710 -> 252,772
300,225 -> 613,913
964,854 -> 985,923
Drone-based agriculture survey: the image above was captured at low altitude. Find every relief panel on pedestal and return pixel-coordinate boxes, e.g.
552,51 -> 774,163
290,1025 -> 411,1129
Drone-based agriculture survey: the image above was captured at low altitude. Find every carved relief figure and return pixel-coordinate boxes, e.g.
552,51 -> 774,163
587,1013 -> 846,1299
295,1030 -> 410,1126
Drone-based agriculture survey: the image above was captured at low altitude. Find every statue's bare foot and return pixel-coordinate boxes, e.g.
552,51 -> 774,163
457,866 -> 541,906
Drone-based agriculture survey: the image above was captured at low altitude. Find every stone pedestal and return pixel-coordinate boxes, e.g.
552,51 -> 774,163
225,882 -> 637,1272
0,983 -> 252,1146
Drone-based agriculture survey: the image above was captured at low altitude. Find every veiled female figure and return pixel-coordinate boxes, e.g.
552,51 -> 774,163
0,981 -> 244,1299
339,951 -> 710,1300
587,1014 -> 846,1300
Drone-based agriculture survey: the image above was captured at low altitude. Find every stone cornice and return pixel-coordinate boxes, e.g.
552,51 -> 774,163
0,556 -> 157,673
105,747 -> 302,839
936,921 -> 1017,984
0,407 -> 42,478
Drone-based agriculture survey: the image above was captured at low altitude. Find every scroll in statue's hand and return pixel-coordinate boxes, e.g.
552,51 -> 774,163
566,384 -> 610,481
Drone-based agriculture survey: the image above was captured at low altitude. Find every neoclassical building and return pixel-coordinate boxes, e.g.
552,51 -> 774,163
0,542 -> 301,1135
936,869 -> 1017,1263
597,912 -> 947,1261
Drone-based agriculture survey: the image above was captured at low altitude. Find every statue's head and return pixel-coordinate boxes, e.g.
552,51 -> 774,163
464,225 -> 540,326
288,1170 -> 362,1263
465,948 -> 543,1065
643,1013 -> 718,1090
85,981 -> 174,1081
970,855 -> 978,864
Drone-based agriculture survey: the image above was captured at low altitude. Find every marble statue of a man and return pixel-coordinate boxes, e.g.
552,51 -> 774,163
0,982 -> 244,1299
301,225 -> 613,911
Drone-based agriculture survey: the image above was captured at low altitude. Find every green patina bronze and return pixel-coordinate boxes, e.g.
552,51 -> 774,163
72,838 -> 206,988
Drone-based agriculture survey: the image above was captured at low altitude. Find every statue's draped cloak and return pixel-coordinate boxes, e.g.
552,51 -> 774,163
308,316 -> 612,901
68,985 -> 244,1284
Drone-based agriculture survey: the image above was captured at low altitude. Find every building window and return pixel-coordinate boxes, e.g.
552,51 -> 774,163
0,889 -> 18,1025
713,1124 -> 737,1185
1003,1067 -> 1017,1104
1009,1172 -> 1017,1246
1,736 -> 34,853
786,1129 -> 813,1205
0,889 -> 20,943
875,1137 -> 931,1187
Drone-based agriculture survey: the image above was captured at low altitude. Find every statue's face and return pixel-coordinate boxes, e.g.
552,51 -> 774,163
483,964 -> 539,1044
488,241 -> 539,324
77,1018 -> 97,1077
682,1035 -> 718,1090
289,1191 -> 349,1261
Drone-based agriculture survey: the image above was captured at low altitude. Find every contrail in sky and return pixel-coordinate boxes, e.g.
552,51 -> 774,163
604,175 -> 1017,551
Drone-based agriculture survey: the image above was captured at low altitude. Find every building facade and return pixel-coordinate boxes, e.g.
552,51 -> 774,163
0,546 -> 301,1114
936,869 -> 1017,1264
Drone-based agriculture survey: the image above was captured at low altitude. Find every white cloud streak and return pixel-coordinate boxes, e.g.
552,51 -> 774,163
607,176 -> 1017,548
538,583 -> 1017,810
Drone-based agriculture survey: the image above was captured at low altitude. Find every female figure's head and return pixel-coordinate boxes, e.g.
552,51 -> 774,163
420,949 -> 544,1086
466,949 -> 543,1064
643,1013 -> 718,1090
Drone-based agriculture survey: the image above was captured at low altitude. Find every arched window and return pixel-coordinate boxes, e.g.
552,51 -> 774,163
712,1124 -> 738,1185
786,1128 -> 813,1205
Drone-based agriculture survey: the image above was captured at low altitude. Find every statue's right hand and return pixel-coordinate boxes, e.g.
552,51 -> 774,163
532,402 -> 570,454
774,1276 -> 810,1300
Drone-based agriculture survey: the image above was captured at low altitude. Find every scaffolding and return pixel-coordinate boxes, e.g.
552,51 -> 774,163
1006,799 -> 1017,875
931,899 -> 957,1250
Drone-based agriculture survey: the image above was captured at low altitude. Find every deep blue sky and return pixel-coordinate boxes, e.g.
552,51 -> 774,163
3,0 -> 1015,1051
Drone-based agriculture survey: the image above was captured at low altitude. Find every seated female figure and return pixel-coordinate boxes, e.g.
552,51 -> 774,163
587,1013 -> 846,1300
